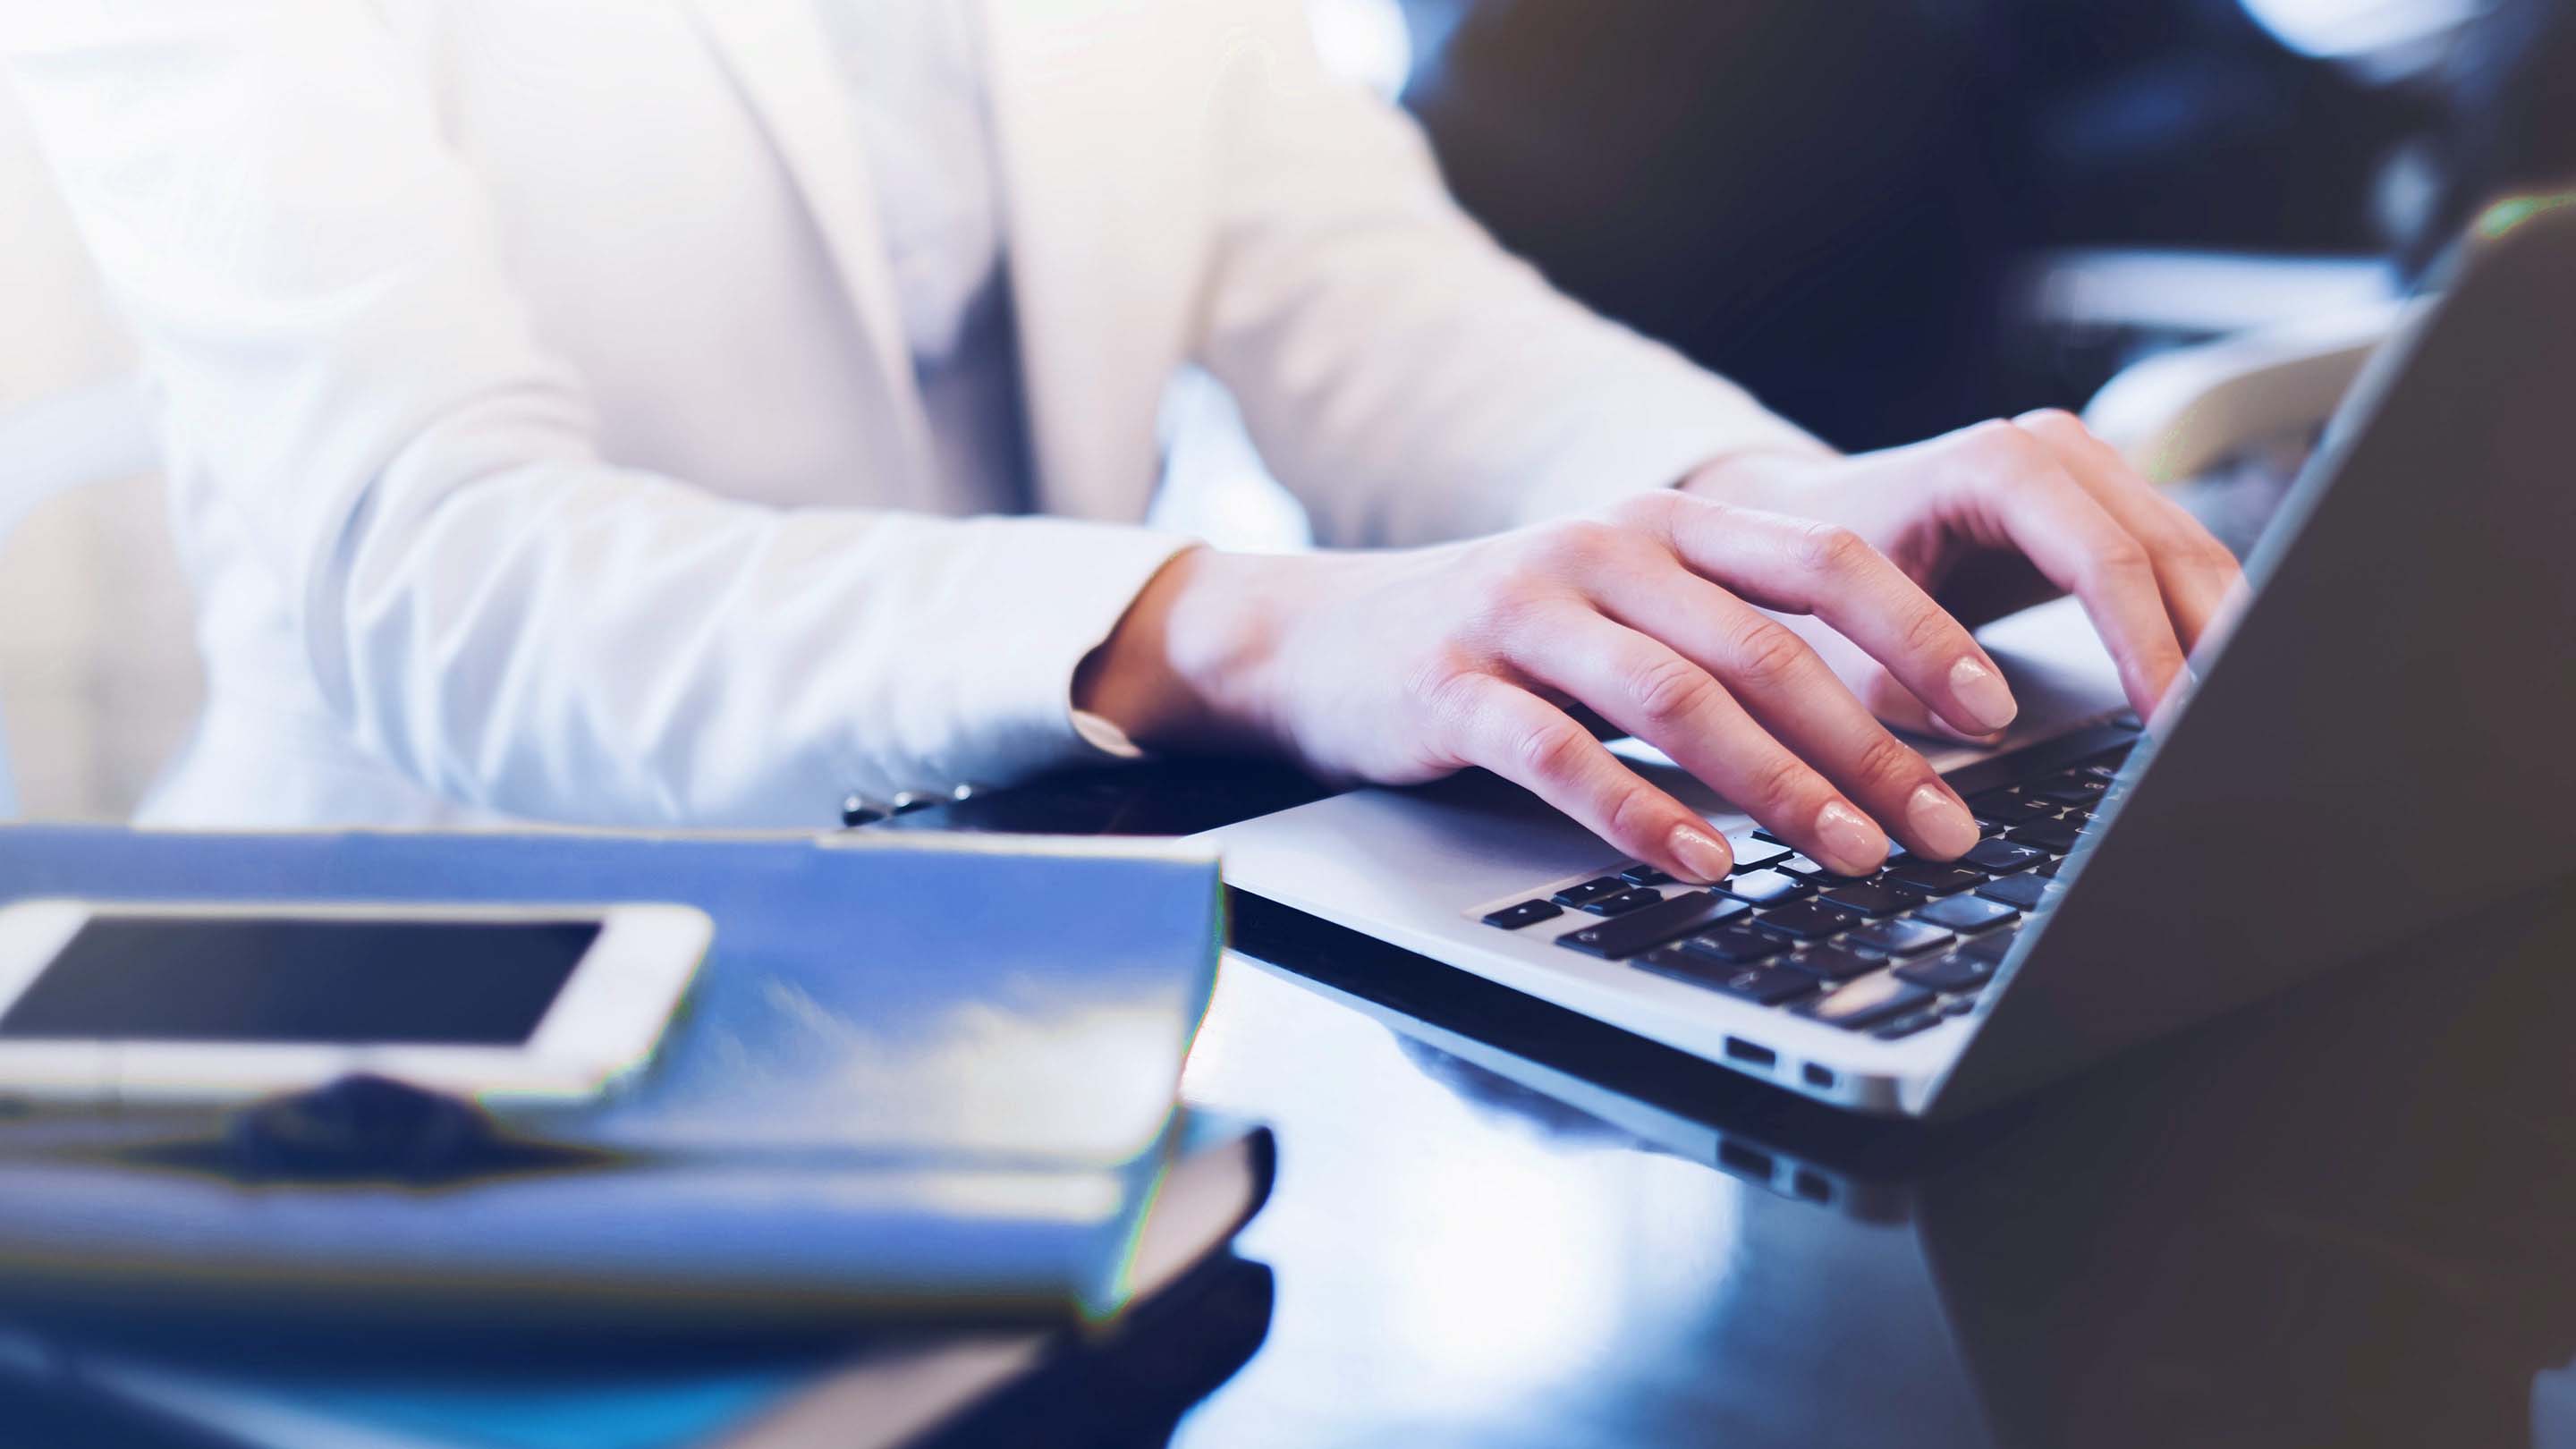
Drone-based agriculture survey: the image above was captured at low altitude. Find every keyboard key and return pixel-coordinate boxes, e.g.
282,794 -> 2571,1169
1751,901 -> 1863,941
1618,863 -> 1674,886
1793,974 -> 1933,1030
1882,861 -> 1989,896
1638,950 -> 1816,1004
2004,818 -> 2084,854
1784,943 -> 1887,981
1894,951 -> 1997,992
1917,894 -> 2019,932
1941,996 -> 1980,1017
1772,853 -> 1862,884
1581,887 -> 1668,916
1846,919 -> 1955,957
1873,1006 -> 1947,1041
1554,877 -> 1627,907
1727,834 -> 1794,873
1968,790 -> 2056,822
1957,928 -> 2020,963
1975,873 -> 2054,911
2034,857 -> 2066,879
1961,838 -> 2048,875
1678,925 -> 1788,964
1555,891 -> 1750,959
2036,775 -> 2111,806
1483,899 -> 1564,930
1818,882 -> 1924,919
1716,869 -> 1812,906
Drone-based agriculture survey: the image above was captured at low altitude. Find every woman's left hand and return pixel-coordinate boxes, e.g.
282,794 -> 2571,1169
1684,410 -> 2246,737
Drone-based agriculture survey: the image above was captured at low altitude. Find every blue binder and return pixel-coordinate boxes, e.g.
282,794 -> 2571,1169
0,825 -> 1235,1326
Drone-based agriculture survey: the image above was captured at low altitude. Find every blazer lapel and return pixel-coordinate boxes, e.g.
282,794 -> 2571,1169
980,0 -> 1203,522
682,0 -> 936,499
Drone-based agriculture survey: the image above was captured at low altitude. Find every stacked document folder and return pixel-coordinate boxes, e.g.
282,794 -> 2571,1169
0,825 -> 1257,1330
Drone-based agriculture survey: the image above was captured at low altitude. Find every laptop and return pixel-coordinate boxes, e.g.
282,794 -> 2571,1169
1201,193 -> 2576,1120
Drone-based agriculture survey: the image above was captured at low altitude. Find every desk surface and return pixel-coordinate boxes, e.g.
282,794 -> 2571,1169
883,751 -> 2576,1449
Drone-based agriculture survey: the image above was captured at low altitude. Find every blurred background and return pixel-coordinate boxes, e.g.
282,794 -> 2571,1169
4,0 -> 2571,820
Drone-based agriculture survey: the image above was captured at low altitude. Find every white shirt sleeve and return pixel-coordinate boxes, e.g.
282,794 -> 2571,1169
1194,0 -> 1827,548
3,3 -> 1191,826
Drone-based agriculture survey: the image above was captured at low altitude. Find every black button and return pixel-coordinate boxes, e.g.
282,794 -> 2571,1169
1772,853 -> 1860,883
1725,834 -> 1794,873
1751,901 -> 1864,941
1555,891 -> 1751,960
1881,861 -> 1989,896
1872,1006 -> 1947,1040
1961,838 -> 2047,875
2034,857 -> 2066,879
2004,818 -> 2084,854
1580,887 -> 1667,916
1553,877 -> 1628,907
1483,899 -> 1564,930
1975,873 -> 2054,911
1793,975 -> 1934,1030
1957,927 -> 2020,963
1818,882 -> 1925,919
1845,919 -> 1954,957
2035,774 -> 2111,806
1718,869 -> 1813,906
1638,951 -> 1816,1004
1619,863 -> 1675,886
1941,995 -> 1980,1016
1916,894 -> 2020,933
1784,943 -> 1888,981
1968,790 -> 2055,822
1894,952 -> 1996,992
1677,925 -> 1788,964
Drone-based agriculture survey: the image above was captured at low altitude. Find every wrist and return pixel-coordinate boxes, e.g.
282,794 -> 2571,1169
1679,443 -> 1842,509
1073,546 -> 1314,755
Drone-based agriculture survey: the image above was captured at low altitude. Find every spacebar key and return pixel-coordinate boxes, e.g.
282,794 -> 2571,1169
1556,891 -> 1750,959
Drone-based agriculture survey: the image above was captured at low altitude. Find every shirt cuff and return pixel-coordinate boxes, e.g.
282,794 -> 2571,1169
1070,707 -> 1148,760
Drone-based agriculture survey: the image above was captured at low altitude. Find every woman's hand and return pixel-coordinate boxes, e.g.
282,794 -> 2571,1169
1684,411 -> 2245,737
1077,489 -> 2027,883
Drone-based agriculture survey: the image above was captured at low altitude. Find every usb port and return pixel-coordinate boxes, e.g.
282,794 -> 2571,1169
1716,1140 -> 1777,1182
1723,1037 -> 1776,1070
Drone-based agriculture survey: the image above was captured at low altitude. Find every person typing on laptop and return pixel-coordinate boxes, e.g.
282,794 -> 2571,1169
6,0 -> 2235,877
1080,415 -> 2239,883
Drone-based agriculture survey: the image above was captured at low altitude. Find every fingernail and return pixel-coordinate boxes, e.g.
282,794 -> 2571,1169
1906,783 -> 1981,859
1667,824 -> 1734,884
1947,656 -> 2019,733
1813,801 -> 1885,875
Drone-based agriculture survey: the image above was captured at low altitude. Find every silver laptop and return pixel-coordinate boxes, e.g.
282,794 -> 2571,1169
1202,196 -> 2576,1120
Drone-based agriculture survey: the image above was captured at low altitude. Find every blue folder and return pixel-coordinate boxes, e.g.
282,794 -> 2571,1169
0,825 -> 1233,1326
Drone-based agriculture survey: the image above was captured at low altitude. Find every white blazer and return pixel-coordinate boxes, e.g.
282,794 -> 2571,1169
4,0 -> 1813,829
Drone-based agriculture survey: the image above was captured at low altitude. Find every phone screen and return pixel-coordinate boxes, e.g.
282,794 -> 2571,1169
0,918 -> 600,1046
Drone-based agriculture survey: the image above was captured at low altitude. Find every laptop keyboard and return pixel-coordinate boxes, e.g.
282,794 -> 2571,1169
1476,717 -> 2142,1042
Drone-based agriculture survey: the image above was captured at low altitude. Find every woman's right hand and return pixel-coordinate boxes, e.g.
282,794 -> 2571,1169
1075,489 -> 2024,883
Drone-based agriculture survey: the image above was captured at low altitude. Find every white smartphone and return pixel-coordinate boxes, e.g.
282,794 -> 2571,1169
0,899 -> 714,1109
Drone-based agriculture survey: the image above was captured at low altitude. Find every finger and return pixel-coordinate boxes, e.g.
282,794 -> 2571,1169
1633,493 -> 2021,736
1504,614 -> 1893,876
1936,423 -> 2190,716
1562,584 -> 1983,865
1856,658 -> 2008,745
2013,410 -> 2246,654
1776,615 -> 2005,746
1438,674 -> 1739,884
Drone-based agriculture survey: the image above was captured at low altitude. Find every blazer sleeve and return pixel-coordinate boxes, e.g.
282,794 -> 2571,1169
2,3 -> 1192,827
1192,0 -> 1826,548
